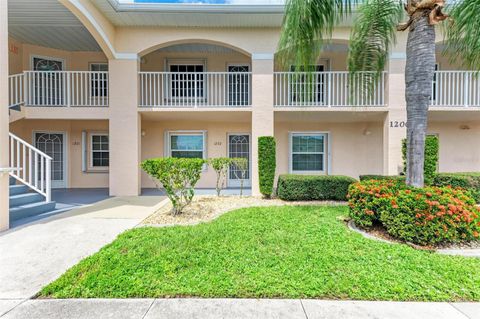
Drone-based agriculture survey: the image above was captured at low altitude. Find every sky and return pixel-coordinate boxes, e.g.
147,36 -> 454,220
134,0 -> 285,4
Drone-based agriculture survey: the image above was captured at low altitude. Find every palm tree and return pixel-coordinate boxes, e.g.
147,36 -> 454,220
278,0 -> 478,187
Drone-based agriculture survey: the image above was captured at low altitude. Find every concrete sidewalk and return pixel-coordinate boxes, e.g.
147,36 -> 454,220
0,196 -> 166,300
0,299 -> 479,319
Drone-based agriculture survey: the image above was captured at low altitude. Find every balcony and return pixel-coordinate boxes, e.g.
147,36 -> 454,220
8,71 -> 109,108
431,71 -> 480,107
139,72 -> 252,108
274,71 -> 387,107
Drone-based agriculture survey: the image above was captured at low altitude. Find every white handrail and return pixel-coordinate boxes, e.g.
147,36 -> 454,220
139,72 -> 252,108
23,71 -> 109,107
8,73 -> 25,108
9,133 -> 52,202
431,71 -> 480,107
274,71 -> 386,107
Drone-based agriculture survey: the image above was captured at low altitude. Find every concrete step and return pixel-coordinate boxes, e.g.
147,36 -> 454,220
10,193 -> 44,207
9,184 -> 30,196
9,201 -> 56,222
9,176 -> 16,186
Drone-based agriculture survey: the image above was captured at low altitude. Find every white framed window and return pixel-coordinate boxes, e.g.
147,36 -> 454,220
289,132 -> 328,174
167,131 -> 206,160
90,133 -> 109,167
90,63 -> 108,97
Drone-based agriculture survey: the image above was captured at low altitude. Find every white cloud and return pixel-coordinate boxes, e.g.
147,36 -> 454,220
227,0 -> 285,4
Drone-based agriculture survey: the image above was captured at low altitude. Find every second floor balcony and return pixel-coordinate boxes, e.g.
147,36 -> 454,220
8,69 -> 480,110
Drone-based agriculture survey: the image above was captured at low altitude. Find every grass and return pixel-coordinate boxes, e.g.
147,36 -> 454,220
40,206 -> 480,301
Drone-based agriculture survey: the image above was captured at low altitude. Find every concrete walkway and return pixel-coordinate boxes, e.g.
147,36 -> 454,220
0,195 -> 166,299
0,299 -> 479,319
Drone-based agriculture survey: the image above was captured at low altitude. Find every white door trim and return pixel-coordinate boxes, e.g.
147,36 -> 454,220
227,133 -> 251,188
32,131 -> 68,189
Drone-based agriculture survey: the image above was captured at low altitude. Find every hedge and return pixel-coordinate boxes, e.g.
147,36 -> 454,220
433,173 -> 480,203
277,174 -> 357,201
348,180 -> 480,245
402,135 -> 439,185
258,136 -> 276,198
359,175 -> 406,182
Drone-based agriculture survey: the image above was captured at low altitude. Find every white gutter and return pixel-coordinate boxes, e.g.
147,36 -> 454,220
107,0 -> 285,14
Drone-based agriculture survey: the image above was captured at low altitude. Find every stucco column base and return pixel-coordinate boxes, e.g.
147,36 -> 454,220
109,59 -> 141,196
251,57 -> 274,196
0,0 -> 9,231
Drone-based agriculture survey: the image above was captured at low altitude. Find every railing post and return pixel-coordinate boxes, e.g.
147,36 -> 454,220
66,72 -> 71,107
327,72 -> 332,107
194,73 -> 198,108
464,72 -> 469,107
46,158 -> 51,202
23,71 -> 28,106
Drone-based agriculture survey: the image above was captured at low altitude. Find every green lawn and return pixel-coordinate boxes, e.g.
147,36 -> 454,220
40,206 -> 480,301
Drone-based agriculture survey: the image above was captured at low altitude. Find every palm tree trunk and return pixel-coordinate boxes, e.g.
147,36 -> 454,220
405,16 -> 436,187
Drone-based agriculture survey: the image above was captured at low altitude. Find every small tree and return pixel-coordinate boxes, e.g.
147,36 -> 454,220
141,158 -> 205,215
209,157 -> 233,197
231,157 -> 248,197
258,136 -> 276,198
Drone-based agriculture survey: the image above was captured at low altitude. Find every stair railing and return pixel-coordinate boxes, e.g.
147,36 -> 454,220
9,133 -> 52,202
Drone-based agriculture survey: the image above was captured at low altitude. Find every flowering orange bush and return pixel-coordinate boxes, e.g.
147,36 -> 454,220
348,180 -> 480,245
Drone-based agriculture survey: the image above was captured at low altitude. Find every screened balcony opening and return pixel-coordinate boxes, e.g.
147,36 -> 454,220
139,42 -> 252,108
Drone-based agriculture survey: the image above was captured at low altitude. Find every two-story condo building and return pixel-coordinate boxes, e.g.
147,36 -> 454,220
1,0 -> 480,230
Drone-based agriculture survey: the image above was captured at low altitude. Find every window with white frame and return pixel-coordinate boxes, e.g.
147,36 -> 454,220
168,132 -> 206,159
290,133 -> 327,173
91,134 -> 109,167
90,63 -> 108,97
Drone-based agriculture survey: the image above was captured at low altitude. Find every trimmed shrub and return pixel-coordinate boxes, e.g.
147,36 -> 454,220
231,157 -> 249,197
141,157 -> 205,215
277,174 -> 357,201
347,179 -> 406,228
348,180 -> 480,245
402,135 -> 439,185
209,157 -> 233,197
380,186 -> 480,245
433,173 -> 480,203
359,175 -> 406,182
258,136 -> 276,198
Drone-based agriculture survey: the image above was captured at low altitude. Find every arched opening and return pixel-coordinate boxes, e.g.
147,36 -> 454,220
139,41 -> 252,108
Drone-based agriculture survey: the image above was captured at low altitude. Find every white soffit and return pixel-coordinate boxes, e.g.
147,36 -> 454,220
8,0 -> 102,52
92,0 -> 286,27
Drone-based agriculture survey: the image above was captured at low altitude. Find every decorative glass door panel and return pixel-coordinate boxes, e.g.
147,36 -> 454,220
228,134 -> 251,187
228,65 -> 250,106
35,132 -> 66,188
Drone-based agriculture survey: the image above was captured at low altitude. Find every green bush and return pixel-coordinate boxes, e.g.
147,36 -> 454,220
402,135 -> 439,185
277,174 -> 357,201
231,157 -> 249,197
141,158 -> 205,215
348,180 -> 480,245
347,179 -> 406,227
359,175 -> 406,182
258,136 -> 276,198
433,173 -> 480,203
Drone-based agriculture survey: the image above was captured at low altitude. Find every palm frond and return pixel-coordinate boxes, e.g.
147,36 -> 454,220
347,0 -> 403,102
278,0 -> 357,69
445,0 -> 480,71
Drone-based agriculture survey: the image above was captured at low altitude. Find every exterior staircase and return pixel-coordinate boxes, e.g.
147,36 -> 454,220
8,133 -> 56,223
9,176 -> 56,222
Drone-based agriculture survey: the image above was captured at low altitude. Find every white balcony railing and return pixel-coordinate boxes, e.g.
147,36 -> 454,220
274,71 -> 386,107
8,71 -> 109,108
9,133 -> 52,202
432,71 -> 480,107
139,72 -> 252,107
9,73 -> 24,108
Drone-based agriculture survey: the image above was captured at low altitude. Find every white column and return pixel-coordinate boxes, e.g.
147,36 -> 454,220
251,54 -> 275,196
384,50 -> 407,175
0,0 -> 9,231
108,58 -> 141,196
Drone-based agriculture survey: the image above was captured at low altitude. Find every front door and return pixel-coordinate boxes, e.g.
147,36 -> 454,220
228,65 -> 250,106
34,132 -> 66,188
228,134 -> 251,187
32,57 -> 64,106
